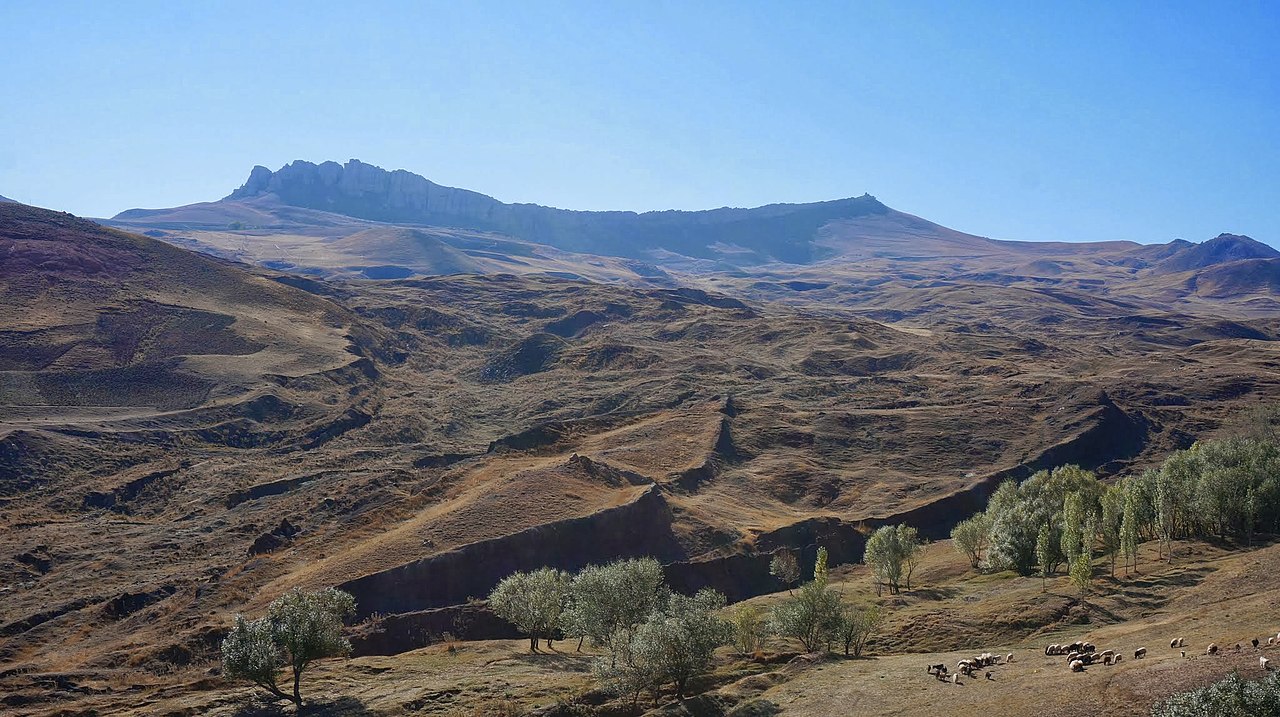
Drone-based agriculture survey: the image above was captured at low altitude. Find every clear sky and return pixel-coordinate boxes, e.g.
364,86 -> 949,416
1,1 -> 1277,246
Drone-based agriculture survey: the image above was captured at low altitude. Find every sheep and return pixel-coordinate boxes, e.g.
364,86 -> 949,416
1253,638 -> 1260,649
1100,649 -> 1115,659
1208,643 -> 1219,655
1082,642 -> 1096,653
1180,637 -> 1187,647
1046,644 -> 1057,656
951,673 -> 960,685
1262,657 -> 1271,671
1170,638 -> 1179,649
986,671 -> 994,681
1135,647 -> 1147,659
1235,643 -> 1243,653
1006,652 -> 1014,663
1270,637 -> 1275,646
1180,651 -> 1186,659
1070,659 -> 1085,672
1067,651 -> 1081,663
1113,654 -> 1123,663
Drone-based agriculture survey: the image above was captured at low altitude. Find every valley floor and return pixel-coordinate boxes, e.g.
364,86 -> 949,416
14,538 -> 1280,717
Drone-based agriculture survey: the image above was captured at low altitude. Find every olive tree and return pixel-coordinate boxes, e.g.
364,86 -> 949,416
488,567 -> 570,652
563,557 -> 668,659
627,589 -> 731,699
221,587 -> 356,707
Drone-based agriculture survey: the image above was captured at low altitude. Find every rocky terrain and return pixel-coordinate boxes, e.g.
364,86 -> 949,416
3,189 -> 1280,714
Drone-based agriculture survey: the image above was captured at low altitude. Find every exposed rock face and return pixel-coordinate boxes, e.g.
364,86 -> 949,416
223,159 -> 890,262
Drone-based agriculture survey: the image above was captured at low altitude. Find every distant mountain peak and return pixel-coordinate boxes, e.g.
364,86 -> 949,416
211,159 -> 889,263
1154,232 -> 1280,274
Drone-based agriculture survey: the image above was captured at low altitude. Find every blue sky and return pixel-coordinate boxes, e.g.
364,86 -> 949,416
1,1 -> 1276,245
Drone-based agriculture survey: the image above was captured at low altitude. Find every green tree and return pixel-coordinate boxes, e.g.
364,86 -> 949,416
864,524 -> 922,594
1099,483 -> 1124,576
769,578 -> 842,652
1121,487 -> 1140,574
813,546 -> 829,584
1069,516 -> 1095,594
563,558 -> 668,660
1035,521 -> 1053,590
950,512 -> 992,570
221,587 -> 356,707
488,567 -> 570,652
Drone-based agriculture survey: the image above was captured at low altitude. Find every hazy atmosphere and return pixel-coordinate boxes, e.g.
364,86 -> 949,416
2,1 -> 1277,245
5,3 -> 1280,717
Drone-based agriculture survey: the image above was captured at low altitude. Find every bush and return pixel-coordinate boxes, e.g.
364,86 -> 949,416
221,587 -> 355,707
1151,670 -> 1280,717
596,589 -> 731,701
729,603 -> 767,656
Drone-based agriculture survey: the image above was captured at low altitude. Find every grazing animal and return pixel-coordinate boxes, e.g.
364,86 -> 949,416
1067,651 -> 1080,663
1007,652 -> 1014,663
1235,643 -> 1243,653
1253,638 -> 1260,649
1134,647 -> 1147,659
1114,654 -> 1122,663
1070,659 -> 1085,672
1262,657 -> 1271,671
1100,650 -> 1115,659
951,673 -> 959,684
1208,643 -> 1219,655
986,671 -> 994,680
1180,637 -> 1187,647
1170,638 -> 1179,649
1180,651 -> 1186,659
1269,637 -> 1275,645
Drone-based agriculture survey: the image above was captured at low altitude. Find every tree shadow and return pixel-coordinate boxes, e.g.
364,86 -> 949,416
231,696 -> 377,717
905,585 -> 962,601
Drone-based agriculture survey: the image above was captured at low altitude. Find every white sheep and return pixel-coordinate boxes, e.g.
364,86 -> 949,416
1180,637 -> 1187,647
1170,638 -> 1179,649
1262,657 -> 1271,671
1134,647 -> 1147,659
1208,643 -> 1219,655
1070,659 -> 1085,672
1006,652 -> 1014,663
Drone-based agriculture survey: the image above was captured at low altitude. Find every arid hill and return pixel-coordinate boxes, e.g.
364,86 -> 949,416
3,201 -> 1280,715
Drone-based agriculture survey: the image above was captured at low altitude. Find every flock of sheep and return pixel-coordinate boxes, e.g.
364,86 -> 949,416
928,632 -> 1280,685
927,652 -> 1012,684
